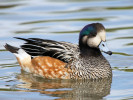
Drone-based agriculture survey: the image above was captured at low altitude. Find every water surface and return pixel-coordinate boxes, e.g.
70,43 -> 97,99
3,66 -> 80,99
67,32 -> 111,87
0,0 -> 133,100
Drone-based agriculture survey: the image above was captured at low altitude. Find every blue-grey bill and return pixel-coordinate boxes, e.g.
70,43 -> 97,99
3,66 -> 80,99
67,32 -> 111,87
99,41 -> 112,55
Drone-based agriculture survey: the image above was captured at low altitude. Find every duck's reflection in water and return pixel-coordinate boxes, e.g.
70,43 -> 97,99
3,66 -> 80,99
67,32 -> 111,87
16,70 -> 112,100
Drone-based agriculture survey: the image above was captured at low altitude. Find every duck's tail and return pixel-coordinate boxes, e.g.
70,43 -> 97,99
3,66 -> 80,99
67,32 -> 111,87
4,44 -> 32,72
4,43 -> 19,53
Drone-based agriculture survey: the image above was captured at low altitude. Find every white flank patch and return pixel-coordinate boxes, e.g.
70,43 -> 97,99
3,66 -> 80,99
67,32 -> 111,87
14,49 -> 32,73
14,49 -> 31,60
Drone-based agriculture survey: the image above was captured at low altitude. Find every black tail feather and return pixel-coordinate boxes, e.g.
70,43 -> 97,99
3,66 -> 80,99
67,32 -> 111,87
4,43 -> 19,53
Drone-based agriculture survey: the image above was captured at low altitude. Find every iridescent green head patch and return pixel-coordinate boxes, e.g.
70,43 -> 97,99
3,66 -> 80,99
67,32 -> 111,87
80,24 -> 97,37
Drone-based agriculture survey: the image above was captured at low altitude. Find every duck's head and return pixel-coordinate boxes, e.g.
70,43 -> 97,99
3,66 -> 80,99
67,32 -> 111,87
79,23 -> 112,55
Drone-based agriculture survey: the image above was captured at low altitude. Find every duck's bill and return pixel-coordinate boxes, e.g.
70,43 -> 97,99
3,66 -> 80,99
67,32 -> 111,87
99,41 -> 112,55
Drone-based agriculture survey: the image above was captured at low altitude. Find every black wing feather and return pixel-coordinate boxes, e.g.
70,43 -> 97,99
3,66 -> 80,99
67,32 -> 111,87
15,37 -> 75,63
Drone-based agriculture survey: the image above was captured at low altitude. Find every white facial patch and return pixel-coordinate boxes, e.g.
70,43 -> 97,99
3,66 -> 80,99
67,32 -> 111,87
82,35 -> 88,44
87,30 -> 106,47
87,35 -> 101,47
98,30 -> 106,41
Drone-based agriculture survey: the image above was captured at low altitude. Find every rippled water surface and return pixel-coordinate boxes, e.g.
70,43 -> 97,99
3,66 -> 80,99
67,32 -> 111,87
0,0 -> 133,100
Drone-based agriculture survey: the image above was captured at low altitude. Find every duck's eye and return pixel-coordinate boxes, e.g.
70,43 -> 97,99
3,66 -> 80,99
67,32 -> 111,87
102,44 -> 105,47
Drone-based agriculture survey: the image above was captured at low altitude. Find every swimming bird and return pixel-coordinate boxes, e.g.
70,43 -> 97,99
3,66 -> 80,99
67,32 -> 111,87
4,23 -> 112,79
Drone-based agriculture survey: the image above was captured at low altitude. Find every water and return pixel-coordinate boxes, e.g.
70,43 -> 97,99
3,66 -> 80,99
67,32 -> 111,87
0,0 -> 133,99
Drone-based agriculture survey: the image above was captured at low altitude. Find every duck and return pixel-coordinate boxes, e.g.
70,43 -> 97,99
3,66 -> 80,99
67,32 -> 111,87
4,23 -> 112,79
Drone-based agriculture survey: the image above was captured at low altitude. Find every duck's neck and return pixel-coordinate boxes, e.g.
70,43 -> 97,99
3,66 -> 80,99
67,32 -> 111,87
79,46 -> 102,57
79,37 -> 102,57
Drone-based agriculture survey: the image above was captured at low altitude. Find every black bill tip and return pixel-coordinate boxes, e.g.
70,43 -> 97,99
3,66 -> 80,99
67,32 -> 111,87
106,51 -> 112,55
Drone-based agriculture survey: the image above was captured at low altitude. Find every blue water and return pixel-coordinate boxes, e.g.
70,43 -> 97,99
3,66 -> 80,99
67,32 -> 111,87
0,0 -> 133,100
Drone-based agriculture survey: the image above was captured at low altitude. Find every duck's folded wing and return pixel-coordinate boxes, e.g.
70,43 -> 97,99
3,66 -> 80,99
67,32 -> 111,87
15,37 -> 77,63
